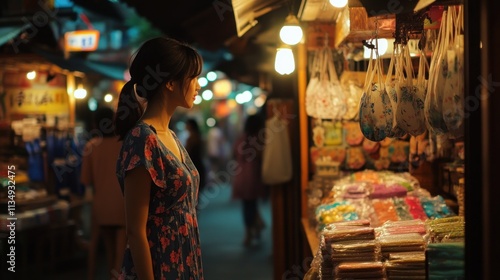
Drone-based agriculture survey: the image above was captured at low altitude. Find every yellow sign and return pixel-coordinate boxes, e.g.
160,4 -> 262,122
7,88 -> 69,115
64,30 -> 100,52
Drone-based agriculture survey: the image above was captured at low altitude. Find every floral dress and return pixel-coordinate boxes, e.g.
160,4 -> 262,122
116,121 -> 204,280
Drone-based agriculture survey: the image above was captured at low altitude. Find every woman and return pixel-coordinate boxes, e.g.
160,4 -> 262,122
232,114 -> 267,247
114,37 -> 204,280
81,107 -> 126,280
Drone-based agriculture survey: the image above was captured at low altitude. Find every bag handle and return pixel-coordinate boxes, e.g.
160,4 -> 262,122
429,10 -> 448,104
417,50 -> 429,87
404,44 -> 414,86
363,48 -> 375,93
385,45 -> 396,86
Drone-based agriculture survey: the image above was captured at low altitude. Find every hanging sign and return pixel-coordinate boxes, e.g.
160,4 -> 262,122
64,30 -> 100,52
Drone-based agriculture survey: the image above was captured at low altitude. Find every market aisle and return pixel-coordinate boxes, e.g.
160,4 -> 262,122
197,184 -> 273,280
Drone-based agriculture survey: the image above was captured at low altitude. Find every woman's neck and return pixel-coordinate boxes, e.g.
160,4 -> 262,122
139,95 -> 175,132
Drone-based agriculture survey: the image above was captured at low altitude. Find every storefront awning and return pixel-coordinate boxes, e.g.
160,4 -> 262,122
33,48 -> 128,81
0,24 -> 30,47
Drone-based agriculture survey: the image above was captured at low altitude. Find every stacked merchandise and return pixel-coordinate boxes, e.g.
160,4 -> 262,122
425,216 -> 465,279
319,220 -> 375,280
426,242 -> 464,279
379,234 -> 426,279
384,252 -> 426,280
313,216 -> 464,279
316,170 -> 455,228
334,262 -> 385,279
378,220 -> 427,280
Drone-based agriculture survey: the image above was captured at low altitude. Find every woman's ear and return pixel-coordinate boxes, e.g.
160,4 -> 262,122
165,81 -> 175,92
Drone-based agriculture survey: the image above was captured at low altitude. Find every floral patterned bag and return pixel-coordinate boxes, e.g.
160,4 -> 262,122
385,48 -> 407,138
305,46 -> 346,120
425,10 -> 450,134
395,45 -> 426,136
359,48 -> 393,141
442,6 -> 464,139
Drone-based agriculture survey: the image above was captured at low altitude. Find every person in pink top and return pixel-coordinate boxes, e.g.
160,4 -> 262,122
81,107 -> 127,280
232,114 -> 268,247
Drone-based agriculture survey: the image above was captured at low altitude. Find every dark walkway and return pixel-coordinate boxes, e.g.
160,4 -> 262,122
47,184 -> 273,280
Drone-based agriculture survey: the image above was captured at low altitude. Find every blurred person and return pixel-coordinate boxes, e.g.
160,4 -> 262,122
206,122 -> 224,177
113,37 -> 204,280
185,118 -> 207,194
231,114 -> 267,247
80,107 -> 126,280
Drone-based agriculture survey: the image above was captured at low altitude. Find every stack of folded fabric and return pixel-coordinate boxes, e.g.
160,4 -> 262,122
378,233 -> 426,260
319,224 -> 376,280
426,242 -> 464,279
334,261 -> 385,279
378,220 -> 427,237
392,197 -> 414,221
372,198 -> 400,226
369,183 -> 408,199
426,216 -> 465,243
404,196 -> 428,220
385,252 -> 426,280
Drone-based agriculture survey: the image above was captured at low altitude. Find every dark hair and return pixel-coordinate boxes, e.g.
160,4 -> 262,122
244,114 -> 263,137
114,37 -> 203,139
94,107 -> 116,137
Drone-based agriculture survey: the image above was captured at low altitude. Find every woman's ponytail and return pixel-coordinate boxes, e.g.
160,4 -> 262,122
113,80 -> 144,140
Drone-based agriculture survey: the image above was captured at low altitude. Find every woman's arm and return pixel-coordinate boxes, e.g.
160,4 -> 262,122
124,167 -> 154,280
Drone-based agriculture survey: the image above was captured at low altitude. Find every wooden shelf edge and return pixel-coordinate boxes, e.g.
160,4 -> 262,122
301,218 -> 319,255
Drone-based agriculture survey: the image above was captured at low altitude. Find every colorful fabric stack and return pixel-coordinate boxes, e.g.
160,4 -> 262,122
426,216 -> 464,243
426,242 -> 464,279
319,224 -> 376,280
378,233 -> 426,259
385,252 -> 426,280
334,261 -> 386,279
372,198 -> 400,226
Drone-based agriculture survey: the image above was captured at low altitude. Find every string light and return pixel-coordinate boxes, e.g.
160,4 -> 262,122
279,14 -> 303,45
275,47 -> 295,75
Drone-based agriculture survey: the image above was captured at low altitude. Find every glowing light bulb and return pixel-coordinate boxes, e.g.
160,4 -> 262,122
279,15 -> 303,45
329,0 -> 348,8
74,87 -> 87,99
275,47 -> 295,75
27,71 -> 36,80
202,89 -> 213,100
206,71 -> 217,81
198,77 -> 208,87
104,93 -> 113,103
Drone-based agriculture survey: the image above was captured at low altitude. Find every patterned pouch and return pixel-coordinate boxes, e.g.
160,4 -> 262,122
395,45 -> 426,136
385,48 -> 407,138
442,6 -> 464,138
359,48 -> 393,141
425,10 -> 450,134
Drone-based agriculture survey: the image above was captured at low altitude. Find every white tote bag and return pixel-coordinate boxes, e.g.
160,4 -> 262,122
262,114 -> 293,185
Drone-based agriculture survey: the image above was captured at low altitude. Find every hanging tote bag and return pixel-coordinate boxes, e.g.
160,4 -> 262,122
305,49 -> 322,118
261,114 -> 293,185
442,6 -> 464,139
359,48 -> 393,141
305,46 -> 346,120
395,45 -> 427,136
385,46 -> 407,138
341,71 -> 365,121
425,10 -> 450,134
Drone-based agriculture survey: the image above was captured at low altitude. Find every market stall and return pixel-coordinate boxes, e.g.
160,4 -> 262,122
0,56 -> 89,275
296,1 -> 465,279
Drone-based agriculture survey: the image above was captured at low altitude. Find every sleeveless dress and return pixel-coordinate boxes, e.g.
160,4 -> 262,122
116,121 -> 204,279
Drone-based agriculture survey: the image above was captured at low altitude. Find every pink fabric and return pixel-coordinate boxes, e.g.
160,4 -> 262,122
231,134 -> 267,200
